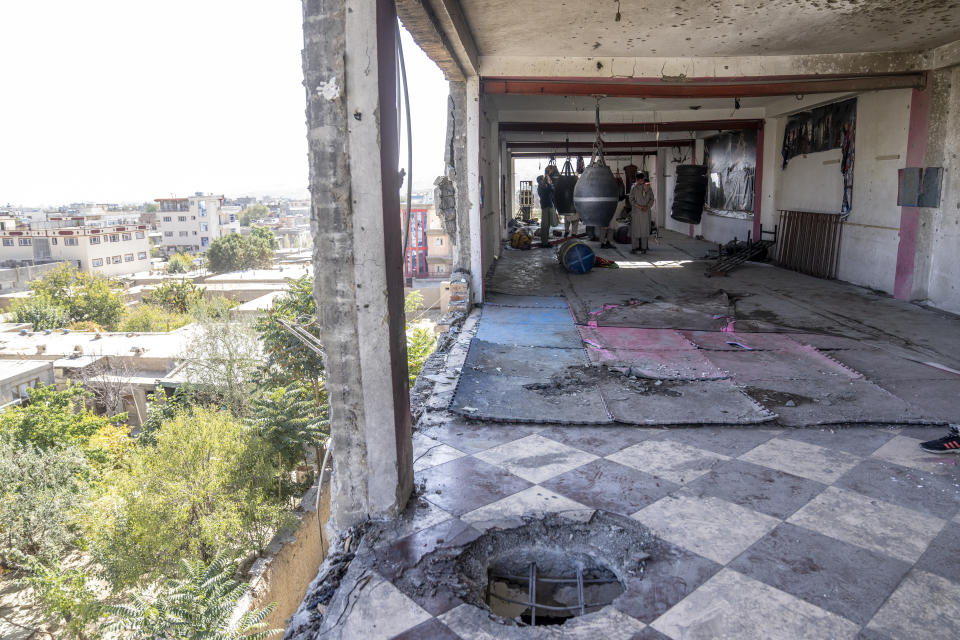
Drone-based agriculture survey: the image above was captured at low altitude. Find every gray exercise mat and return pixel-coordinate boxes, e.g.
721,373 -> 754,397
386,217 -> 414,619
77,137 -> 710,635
600,378 -> 777,426
463,339 -> 589,378
741,378 -> 944,426
449,368 -> 613,424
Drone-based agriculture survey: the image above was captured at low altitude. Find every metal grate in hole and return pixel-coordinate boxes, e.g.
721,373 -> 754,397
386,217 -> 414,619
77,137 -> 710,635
485,562 -> 622,626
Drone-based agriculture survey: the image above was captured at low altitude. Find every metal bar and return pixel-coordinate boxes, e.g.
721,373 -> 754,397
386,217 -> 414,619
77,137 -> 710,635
487,592 -> 613,613
529,563 -> 536,626
576,567 -> 585,617
489,572 -> 620,585
499,119 -> 763,133
482,73 -> 927,98
507,140 -> 693,150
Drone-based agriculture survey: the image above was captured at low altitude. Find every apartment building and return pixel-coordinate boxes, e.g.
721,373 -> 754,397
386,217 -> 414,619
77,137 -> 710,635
0,219 -> 151,277
155,194 -> 240,254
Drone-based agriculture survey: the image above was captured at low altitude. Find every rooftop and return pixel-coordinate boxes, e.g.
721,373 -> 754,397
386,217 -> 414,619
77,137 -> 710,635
293,230 -> 960,639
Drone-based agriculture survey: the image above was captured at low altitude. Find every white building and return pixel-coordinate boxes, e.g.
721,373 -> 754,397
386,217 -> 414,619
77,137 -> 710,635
0,216 -> 151,277
155,194 -> 240,254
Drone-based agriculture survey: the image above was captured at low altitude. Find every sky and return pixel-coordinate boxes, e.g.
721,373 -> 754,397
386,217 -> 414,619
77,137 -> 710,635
0,1 -> 448,208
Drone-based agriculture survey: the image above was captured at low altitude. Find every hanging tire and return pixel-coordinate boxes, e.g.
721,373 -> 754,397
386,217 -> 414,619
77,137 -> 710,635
676,164 -> 707,177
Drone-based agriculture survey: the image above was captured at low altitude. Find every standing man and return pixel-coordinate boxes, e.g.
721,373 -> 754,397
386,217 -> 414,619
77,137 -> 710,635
538,171 -> 556,248
628,172 -> 655,254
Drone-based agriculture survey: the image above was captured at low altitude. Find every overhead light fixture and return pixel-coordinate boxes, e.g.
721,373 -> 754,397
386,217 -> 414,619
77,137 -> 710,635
734,97 -> 741,110
614,0 -> 621,21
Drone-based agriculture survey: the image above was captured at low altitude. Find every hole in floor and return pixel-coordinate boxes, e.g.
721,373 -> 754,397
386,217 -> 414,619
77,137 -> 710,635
485,549 -> 625,626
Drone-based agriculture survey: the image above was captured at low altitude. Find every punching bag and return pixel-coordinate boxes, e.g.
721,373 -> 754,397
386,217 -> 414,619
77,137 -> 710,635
554,159 -> 578,214
574,162 -> 619,227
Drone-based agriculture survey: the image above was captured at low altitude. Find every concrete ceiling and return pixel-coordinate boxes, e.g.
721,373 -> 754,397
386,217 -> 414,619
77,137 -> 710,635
461,0 -> 960,58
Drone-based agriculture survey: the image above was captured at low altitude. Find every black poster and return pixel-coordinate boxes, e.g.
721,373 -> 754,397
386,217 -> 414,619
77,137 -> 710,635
781,98 -> 856,165
704,129 -> 757,213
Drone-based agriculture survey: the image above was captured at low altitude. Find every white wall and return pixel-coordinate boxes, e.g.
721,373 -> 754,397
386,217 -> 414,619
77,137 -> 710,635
772,90 -> 911,293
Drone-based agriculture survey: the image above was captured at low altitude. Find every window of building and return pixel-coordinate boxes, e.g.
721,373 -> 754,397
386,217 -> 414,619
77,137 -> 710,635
191,216 -> 196,220
164,231 -> 173,237
163,216 -> 172,222
122,233 -> 131,241
110,234 -> 119,242
92,258 -> 103,267
436,264 -> 446,273
229,214 -> 236,222
435,237 -> 443,246
51,238 -> 58,245
64,238 -> 79,246
200,223 -> 208,232
179,231 -> 189,237
192,231 -> 197,235
201,237 -> 209,247
135,231 -> 145,239
112,255 -> 122,264
137,251 -> 147,260
18,238 -> 31,246
124,253 -> 134,262
2,239 -> 12,246
178,216 -> 187,222
89,236 -> 100,244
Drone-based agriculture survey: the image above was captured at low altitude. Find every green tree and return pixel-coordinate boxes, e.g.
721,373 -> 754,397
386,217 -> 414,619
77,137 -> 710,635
89,407 -> 290,587
249,225 -> 278,251
406,326 -> 436,387
144,203 -> 159,214
14,555 -> 103,640
0,437 -> 90,563
105,555 -> 279,640
250,383 -> 328,498
137,386 -> 192,446
255,276 -> 323,389
28,263 -> 126,329
206,234 -> 247,273
207,231 -> 274,274
166,252 -> 193,274
0,383 -> 123,454
178,315 -> 262,417
10,295 -> 69,330
119,304 -> 191,332
239,203 -> 270,227
144,280 -> 206,314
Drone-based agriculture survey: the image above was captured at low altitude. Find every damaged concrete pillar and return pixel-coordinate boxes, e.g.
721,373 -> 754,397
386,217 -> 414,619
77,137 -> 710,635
434,79 -> 483,303
896,65 -> 960,308
302,0 -> 413,527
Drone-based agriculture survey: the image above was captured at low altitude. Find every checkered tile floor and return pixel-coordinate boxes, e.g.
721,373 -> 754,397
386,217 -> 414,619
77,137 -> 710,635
349,421 -> 960,639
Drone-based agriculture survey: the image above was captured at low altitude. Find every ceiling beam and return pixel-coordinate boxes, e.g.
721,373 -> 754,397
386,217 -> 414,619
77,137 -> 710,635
483,73 -> 926,98
500,120 -> 762,133
511,151 -> 658,159
506,140 -> 694,150
433,0 -> 479,76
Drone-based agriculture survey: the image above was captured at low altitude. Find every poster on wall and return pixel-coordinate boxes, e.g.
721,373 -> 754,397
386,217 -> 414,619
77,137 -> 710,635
704,129 -> 757,215
781,98 -> 857,215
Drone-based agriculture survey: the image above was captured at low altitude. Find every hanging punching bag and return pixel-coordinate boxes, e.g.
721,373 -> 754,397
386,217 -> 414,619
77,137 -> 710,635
574,161 -> 619,227
554,159 -> 578,214
574,100 -> 620,227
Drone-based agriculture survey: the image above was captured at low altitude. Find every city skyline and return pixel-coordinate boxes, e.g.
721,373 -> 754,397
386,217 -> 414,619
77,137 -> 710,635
0,2 -> 448,208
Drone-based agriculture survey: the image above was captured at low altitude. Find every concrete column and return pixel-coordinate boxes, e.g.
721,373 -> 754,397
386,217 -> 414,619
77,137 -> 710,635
445,82 -> 475,278
899,67 -> 960,307
466,76 -> 484,302
302,0 -> 412,527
